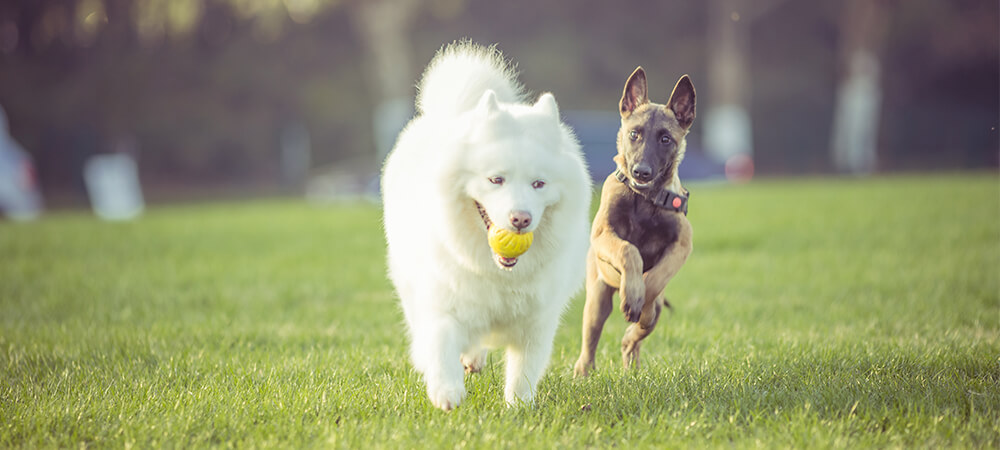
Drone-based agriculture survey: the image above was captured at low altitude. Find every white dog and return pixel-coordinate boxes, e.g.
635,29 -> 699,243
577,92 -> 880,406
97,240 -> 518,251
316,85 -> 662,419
381,42 -> 592,410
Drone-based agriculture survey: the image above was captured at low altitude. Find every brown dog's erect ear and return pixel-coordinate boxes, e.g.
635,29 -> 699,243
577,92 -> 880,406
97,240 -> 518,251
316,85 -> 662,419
620,67 -> 649,117
666,75 -> 696,129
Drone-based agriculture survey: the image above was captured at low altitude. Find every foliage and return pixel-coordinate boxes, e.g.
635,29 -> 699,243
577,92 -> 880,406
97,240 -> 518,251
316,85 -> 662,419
0,0 -> 997,194
1,174 -> 998,447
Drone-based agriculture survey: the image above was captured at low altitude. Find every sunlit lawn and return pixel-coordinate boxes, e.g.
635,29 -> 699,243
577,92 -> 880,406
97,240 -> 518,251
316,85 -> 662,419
2,173 -> 998,448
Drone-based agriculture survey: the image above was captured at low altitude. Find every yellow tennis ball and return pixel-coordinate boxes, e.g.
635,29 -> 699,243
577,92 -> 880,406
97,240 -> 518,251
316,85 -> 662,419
488,227 -> 534,259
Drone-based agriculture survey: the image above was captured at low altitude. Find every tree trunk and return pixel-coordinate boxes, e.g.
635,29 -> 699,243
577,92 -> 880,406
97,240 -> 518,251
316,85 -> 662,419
352,0 -> 422,169
830,0 -> 889,174
704,0 -> 753,167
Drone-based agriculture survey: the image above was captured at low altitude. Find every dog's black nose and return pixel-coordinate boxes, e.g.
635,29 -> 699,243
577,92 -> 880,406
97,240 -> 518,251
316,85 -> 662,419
510,211 -> 532,230
632,164 -> 653,182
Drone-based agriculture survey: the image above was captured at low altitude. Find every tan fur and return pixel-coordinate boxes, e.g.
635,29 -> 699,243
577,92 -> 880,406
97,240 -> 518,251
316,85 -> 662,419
574,68 -> 696,376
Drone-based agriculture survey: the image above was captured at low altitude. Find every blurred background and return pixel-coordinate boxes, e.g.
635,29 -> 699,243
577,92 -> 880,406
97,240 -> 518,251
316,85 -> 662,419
0,0 -> 996,217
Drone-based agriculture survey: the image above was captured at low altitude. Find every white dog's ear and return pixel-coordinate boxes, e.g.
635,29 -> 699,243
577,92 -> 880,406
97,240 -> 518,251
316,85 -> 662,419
476,90 -> 501,116
534,93 -> 560,123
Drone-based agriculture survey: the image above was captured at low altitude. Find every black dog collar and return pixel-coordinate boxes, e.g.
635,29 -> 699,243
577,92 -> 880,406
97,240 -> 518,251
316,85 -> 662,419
614,168 -> 689,215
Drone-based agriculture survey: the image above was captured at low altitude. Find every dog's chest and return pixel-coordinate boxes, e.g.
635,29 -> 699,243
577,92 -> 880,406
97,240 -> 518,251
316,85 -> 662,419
610,195 -> 681,270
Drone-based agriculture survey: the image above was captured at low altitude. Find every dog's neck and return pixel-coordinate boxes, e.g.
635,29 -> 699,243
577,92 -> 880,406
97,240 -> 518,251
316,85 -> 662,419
612,164 -> 689,214
612,154 -> 685,194
664,171 -> 684,195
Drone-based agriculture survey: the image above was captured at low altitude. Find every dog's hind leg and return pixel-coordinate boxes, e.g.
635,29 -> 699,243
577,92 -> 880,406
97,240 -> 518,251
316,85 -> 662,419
574,256 -> 616,377
620,294 -> 663,369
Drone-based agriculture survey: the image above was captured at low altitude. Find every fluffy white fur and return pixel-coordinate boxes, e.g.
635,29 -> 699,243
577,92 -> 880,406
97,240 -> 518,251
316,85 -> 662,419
381,42 -> 592,410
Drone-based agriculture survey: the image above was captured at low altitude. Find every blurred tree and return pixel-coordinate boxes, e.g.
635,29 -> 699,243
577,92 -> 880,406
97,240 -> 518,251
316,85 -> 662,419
830,0 -> 889,174
0,0 -> 371,196
0,0 -> 994,201
878,0 -> 998,170
705,0 -> 753,167
350,0 -> 424,167
705,0 -> 793,178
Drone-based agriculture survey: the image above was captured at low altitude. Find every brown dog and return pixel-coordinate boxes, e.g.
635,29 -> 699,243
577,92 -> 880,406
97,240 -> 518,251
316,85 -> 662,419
573,67 -> 696,377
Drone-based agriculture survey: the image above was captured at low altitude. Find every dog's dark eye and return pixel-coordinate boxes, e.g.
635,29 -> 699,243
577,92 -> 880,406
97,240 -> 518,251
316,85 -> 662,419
489,176 -> 504,185
629,130 -> 639,141
660,134 -> 671,145
532,180 -> 546,189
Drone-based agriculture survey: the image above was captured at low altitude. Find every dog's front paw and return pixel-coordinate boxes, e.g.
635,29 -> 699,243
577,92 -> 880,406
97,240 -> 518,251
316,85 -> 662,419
426,381 -> 466,411
620,300 -> 640,323
620,278 -> 645,322
573,358 -> 594,378
620,289 -> 645,323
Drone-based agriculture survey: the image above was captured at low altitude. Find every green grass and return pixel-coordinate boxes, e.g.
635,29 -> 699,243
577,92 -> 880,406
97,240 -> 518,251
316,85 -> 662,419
2,174 -> 998,448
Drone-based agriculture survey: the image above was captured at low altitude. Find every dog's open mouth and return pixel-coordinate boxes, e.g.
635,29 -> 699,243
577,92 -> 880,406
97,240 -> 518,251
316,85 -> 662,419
475,201 -> 519,270
630,179 -> 652,190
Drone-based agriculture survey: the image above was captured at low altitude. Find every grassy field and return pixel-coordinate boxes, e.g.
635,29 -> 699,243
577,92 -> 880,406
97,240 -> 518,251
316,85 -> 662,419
1,174 -> 998,448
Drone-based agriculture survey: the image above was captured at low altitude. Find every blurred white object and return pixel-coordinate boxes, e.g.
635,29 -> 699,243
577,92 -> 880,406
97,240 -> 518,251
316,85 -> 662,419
831,50 -> 881,174
83,153 -> 144,220
305,154 -> 379,204
0,106 -> 43,221
704,104 -> 753,164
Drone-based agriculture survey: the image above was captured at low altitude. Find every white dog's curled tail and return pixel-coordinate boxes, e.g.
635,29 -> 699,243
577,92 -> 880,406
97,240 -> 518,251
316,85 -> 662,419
416,41 -> 525,117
